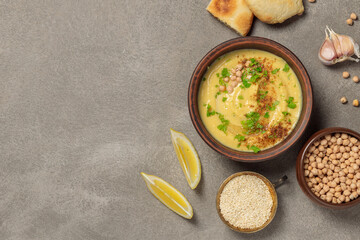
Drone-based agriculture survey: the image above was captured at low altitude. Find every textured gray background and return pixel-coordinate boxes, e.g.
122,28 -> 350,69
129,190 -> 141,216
1,0 -> 360,239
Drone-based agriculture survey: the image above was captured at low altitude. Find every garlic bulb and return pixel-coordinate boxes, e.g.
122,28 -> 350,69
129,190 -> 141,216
319,26 -> 360,65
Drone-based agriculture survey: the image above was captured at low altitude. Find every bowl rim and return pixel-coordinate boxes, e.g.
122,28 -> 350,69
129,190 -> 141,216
188,36 -> 313,162
296,127 -> 360,209
216,171 -> 278,233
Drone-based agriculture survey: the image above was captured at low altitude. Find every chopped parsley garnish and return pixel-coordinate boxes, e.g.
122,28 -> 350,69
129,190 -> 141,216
249,58 -> 259,66
238,95 -> 244,100
285,97 -> 296,109
282,111 -> 291,116
234,134 -> 246,147
206,104 -> 216,117
243,80 -> 251,88
239,103 -> 242,108
234,134 -> 246,141
219,77 -> 225,86
264,112 -> 270,118
241,111 -> 263,134
249,74 -> 261,83
255,66 -> 262,72
282,64 -> 290,72
250,145 -> 261,153
271,68 -> 280,74
221,68 -> 231,78
202,77 -> 206,81
267,100 -> 280,111
222,97 -> 227,102
216,73 -> 220,77
264,70 -> 268,77
215,91 -> 221,98
217,114 -> 229,134
259,90 -> 268,100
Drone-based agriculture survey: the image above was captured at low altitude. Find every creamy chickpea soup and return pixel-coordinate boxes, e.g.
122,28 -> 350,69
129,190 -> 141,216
198,49 -> 302,153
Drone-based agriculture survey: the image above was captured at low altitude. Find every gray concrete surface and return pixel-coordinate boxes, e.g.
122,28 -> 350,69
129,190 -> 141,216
1,0 -> 360,239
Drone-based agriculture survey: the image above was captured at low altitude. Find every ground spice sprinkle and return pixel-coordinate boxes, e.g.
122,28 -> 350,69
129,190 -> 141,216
219,175 -> 273,229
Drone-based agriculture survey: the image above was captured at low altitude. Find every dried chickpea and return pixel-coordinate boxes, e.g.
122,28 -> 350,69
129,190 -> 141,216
350,13 -> 358,20
346,179 -> 352,185
341,97 -> 348,104
353,99 -> 359,107
347,18 -> 354,25
343,72 -> 350,79
353,76 -> 359,83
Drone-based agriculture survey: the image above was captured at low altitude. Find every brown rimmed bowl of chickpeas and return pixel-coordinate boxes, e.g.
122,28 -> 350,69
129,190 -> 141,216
296,127 -> 360,209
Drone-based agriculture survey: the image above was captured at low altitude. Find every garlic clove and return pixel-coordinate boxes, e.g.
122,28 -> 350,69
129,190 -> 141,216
319,26 -> 360,65
327,27 -> 342,57
319,36 -> 337,65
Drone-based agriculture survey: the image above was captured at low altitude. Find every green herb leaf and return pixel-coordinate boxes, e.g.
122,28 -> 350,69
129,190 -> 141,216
249,74 -> 261,83
267,100 -> 280,111
243,80 -> 251,88
264,70 -> 268,77
219,77 -> 225,86
238,95 -> 244,100
255,66 -> 262,73
285,97 -> 296,109
250,145 -> 261,153
222,97 -> 227,102
234,134 -> 246,142
283,64 -> 290,72
221,68 -> 231,78
264,112 -> 270,118
217,113 -> 230,134
206,104 -> 216,117
282,111 -> 291,116
259,90 -> 268,100
271,68 -> 280,74
249,58 -> 259,66
215,91 -> 221,98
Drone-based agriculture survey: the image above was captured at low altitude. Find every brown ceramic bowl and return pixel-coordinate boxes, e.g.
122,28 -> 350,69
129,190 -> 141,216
188,37 -> 313,162
216,172 -> 278,233
296,127 -> 360,209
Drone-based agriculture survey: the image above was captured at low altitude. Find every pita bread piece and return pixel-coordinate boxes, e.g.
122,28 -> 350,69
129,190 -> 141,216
207,0 -> 254,36
244,0 -> 304,24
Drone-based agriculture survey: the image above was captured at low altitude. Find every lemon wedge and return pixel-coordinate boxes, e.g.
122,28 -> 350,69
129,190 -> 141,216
170,128 -> 201,189
140,172 -> 193,219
